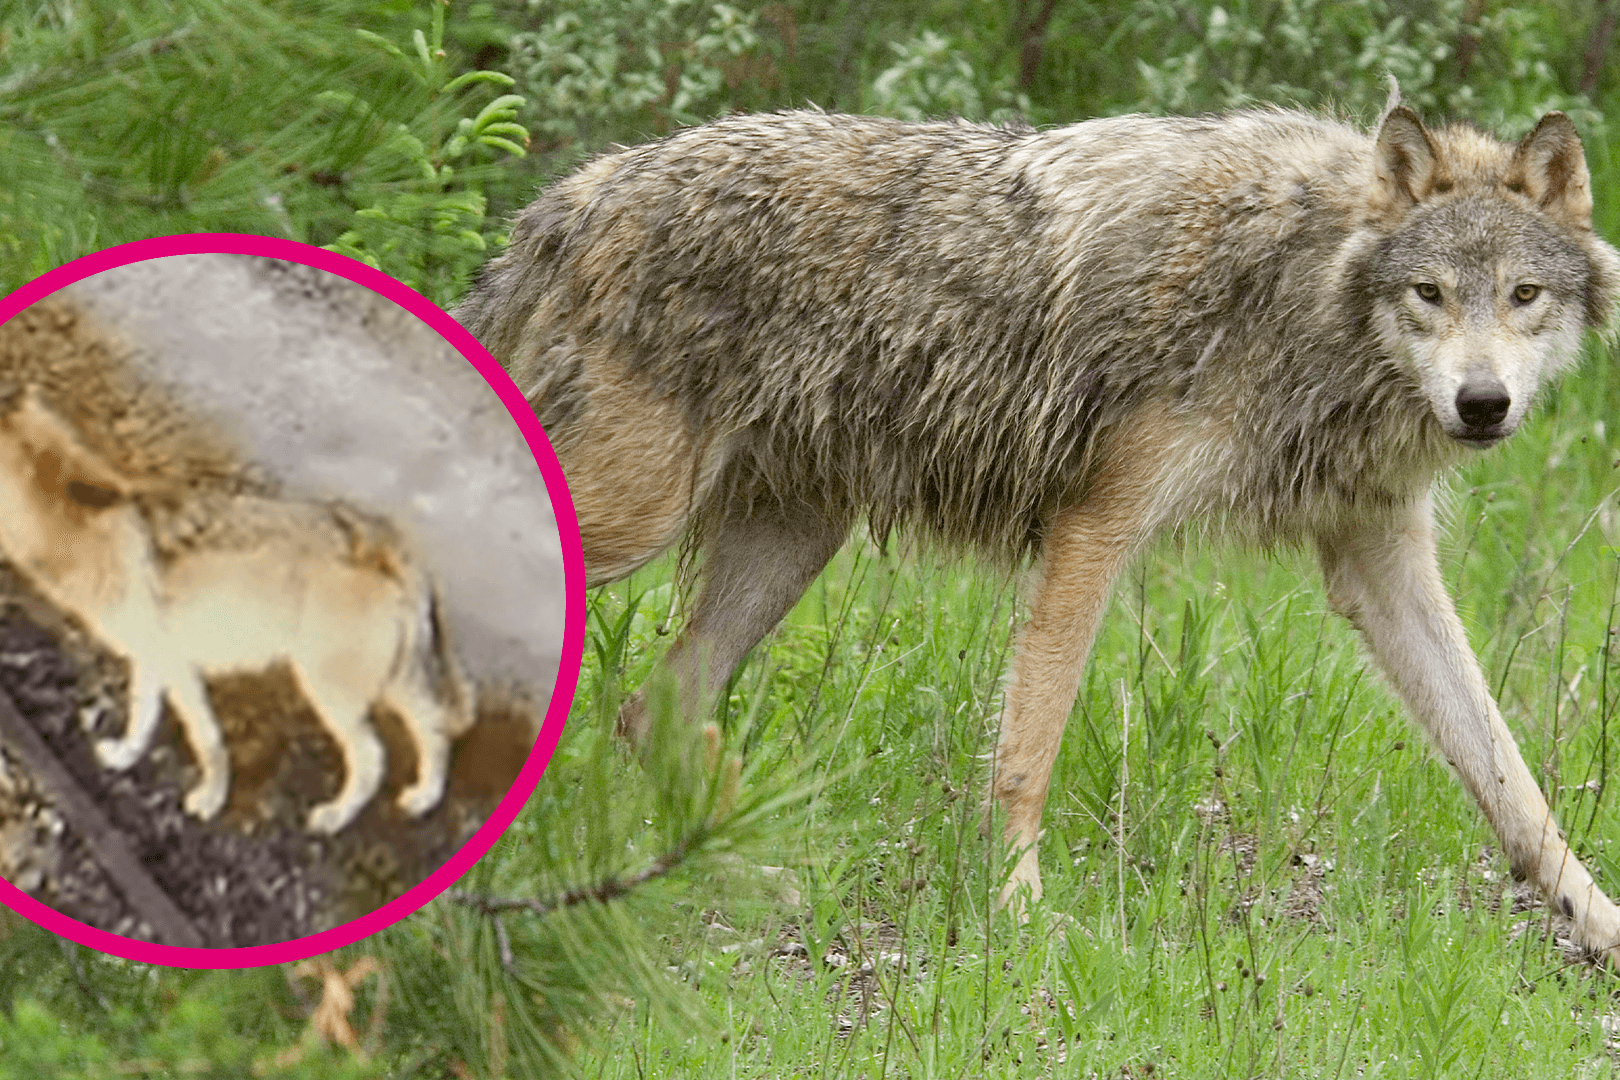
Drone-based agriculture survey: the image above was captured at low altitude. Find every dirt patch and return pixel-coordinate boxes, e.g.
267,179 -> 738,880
1280,851 -> 1331,927
770,906 -> 923,1035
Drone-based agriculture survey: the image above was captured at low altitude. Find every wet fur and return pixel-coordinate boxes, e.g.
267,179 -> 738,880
458,97 -> 1620,960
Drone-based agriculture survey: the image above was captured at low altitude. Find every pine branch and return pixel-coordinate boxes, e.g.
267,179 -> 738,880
0,24 -> 197,112
447,832 -> 702,969
449,842 -> 693,919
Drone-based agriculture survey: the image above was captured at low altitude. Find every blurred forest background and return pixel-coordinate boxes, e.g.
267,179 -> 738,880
2,1 -> 1620,1077
2,0 -> 1617,301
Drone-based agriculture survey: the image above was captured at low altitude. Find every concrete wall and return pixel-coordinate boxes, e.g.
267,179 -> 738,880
65,254 -> 565,712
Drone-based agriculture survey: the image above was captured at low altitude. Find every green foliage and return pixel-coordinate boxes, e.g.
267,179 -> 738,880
0,922 -> 385,1078
0,0 -> 530,299
321,5 -> 531,306
1126,0 -> 1601,129
866,29 -> 1029,121
511,0 -> 767,151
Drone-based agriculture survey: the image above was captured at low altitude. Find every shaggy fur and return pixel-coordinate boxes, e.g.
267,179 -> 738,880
458,93 -> 1620,961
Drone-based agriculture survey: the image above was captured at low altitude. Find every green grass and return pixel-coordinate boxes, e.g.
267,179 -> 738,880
515,336 -> 1620,1079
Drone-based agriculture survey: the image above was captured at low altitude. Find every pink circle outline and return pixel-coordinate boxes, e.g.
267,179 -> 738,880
0,234 -> 586,967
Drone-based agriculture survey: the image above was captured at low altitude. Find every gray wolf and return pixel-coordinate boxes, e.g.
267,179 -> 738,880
0,388 -> 472,833
456,95 -> 1620,960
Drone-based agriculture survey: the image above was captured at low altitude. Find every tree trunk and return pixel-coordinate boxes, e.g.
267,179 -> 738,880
1579,0 -> 1618,98
1015,0 -> 1062,90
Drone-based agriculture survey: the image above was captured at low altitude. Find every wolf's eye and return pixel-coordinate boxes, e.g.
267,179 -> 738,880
1512,283 -> 1540,304
1414,282 -> 1442,304
65,479 -> 121,509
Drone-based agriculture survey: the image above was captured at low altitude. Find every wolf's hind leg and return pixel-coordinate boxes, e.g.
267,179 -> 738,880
617,493 -> 851,744
292,668 -> 387,834
1317,496 -> 1620,965
385,671 -> 460,818
554,359 -> 722,585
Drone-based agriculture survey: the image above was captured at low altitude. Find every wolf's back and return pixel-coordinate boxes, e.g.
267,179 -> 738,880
456,110 -> 1434,554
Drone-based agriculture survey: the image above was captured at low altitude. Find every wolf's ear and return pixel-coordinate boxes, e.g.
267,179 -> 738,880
1507,112 -> 1594,231
8,390 -> 131,503
1371,105 -> 1441,216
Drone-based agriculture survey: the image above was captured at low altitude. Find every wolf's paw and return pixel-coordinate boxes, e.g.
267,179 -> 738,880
306,797 -> 363,835
395,779 -> 444,819
1567,932 -> 1620,973
1553,886 -> 1620,970
78,703 -> 108,735
182,777 -> 228,820
996,880 -> 1035,925
994,843 -> 1044,921
995,872 -> 1076,941
1583,910 -> 1620,972
94,737 -> 145,772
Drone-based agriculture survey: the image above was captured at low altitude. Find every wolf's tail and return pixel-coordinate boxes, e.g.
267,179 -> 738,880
391,570 -> 476,736
424,585 -> 475,735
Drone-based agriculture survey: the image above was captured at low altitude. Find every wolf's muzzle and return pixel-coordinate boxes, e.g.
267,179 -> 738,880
1453,373 -> 1511,445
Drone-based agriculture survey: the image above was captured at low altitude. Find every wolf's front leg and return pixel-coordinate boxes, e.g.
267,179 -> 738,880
991,418 -> 1167,916
292,667 -> 387,833
94,659 -> 168,773
1316,494 -> 1620,964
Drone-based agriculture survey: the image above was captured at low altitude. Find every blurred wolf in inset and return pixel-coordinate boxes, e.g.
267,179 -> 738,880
0,388 -> 471,834
457,88 -> 1620,961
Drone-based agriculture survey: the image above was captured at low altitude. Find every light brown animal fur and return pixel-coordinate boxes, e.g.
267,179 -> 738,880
991,401 -> 1184,902
0,389 -> 471,833
556,355 -> 726,584
457,93 -> 1620,961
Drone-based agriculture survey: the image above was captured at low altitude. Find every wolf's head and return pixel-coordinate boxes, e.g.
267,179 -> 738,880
0,388 -> 136,590
1359,105 -> 1620,448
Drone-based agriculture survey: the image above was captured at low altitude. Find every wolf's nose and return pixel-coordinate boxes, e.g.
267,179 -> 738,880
1455,375 -> 1511,429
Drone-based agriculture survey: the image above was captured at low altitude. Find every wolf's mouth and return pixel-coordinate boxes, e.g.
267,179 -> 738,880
1449,425 -> 1509,449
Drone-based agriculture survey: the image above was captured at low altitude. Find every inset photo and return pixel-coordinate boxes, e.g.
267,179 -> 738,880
0,237 -> 582,963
